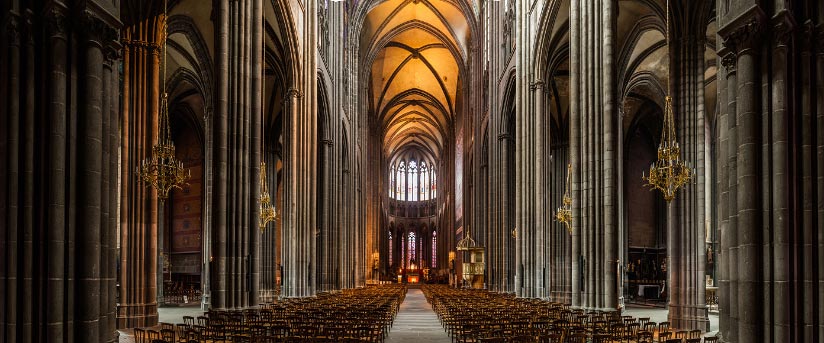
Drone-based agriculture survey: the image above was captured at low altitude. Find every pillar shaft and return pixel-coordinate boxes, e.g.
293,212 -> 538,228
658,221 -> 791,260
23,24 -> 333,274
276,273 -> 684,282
668,3 -> 710,330
118,12 -> 162,327
569,0 -> 618,310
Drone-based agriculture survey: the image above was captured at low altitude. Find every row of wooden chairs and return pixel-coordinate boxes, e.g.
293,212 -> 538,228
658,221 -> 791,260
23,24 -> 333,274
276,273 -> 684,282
133,284 -> 407,343
423,285 -> 719,343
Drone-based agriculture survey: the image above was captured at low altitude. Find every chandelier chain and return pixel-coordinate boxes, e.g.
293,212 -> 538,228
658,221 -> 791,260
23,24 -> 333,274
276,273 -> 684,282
259,64 -> 277,230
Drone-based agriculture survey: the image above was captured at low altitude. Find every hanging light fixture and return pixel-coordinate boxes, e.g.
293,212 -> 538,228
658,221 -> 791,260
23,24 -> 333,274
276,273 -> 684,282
259,71 -> 278,230
138,0 -> 190,201
259,161 -> 277,230
554,163 -> 572,234
641,0 -> 693,202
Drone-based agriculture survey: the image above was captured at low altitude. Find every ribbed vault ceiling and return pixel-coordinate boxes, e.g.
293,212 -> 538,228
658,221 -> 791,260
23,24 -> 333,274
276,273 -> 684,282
362,0 -> 470,165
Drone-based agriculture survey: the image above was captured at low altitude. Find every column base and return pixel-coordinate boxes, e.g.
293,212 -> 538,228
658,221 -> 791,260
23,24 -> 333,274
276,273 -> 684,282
668,303 -> 710,331
116,302 -> 159,329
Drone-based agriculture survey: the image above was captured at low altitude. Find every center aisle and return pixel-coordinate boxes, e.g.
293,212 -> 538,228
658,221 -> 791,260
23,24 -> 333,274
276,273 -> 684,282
386,288 -> 451,343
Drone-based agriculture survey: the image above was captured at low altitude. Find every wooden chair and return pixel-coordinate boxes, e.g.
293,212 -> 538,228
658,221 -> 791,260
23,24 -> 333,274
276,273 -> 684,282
658,321 -> 671,334
159,328 -> 175,343
592,333 -> 613,343
508,335 -> 533,343
536,333 -> 562,343
675,330 -> 689,340
146,330 -> 161,342
133,328 -> 147,343
637,330 -> 654,343
567,333 -> 587,343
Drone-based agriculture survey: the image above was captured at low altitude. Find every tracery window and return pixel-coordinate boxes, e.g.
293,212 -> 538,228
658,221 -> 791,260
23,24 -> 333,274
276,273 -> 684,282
390,160 -> 436,201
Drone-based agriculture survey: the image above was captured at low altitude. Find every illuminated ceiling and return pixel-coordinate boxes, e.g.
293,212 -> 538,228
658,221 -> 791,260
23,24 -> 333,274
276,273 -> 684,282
362,0 -> 471,165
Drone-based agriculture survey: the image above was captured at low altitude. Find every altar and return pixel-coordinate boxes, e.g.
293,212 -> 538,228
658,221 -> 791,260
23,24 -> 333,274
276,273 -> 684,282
404,269 -> 420,283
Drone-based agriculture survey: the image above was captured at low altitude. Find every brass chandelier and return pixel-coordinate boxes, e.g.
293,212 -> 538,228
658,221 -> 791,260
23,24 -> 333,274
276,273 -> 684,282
554,163 -> 572,234
641,0 -> 693,202
642,96 -> 692,201
137,0 -> 189,200
259,75 -> 278,230
259,161 -> 277,230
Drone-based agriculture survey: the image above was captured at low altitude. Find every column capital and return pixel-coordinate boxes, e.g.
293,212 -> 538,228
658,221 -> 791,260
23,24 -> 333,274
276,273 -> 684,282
78,10 -> 118,49
530,80 -> 544,91
321,139 -> 333,146
285,87 -> 303,99
22,10 -> 36,46
497,133 -> 514,142
799,22 -> 816,54
6,13 -> 20,47
720,52 -> 737,74
719,6 -> 766,55
771,10 -> 795,49
46,6 -> 69,39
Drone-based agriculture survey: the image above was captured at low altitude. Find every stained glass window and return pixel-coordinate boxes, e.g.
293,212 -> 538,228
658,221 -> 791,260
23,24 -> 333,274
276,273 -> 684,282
432,231 -> 437,268
420,162 -> 428,200
389,166 -> 395,198
397,162 -> 405,200
408,232 -> 416,268
409,161 -> 418,201
432,169 -> 437,198
390,160 -> 436,202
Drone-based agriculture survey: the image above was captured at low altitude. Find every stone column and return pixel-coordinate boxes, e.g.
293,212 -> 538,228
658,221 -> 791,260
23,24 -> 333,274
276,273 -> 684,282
533,80 -> 546,298
211,0 -> 262,308
769,16 -> 792,342
46,7 -> 68,340
77,13 -> 109,339
732,17 -> 763,343
816,25 -> 824,343
1,3 -> 119,341
667,2 -> 710,331
3,13 -> 21,342
716,50 -> 734,340
318,139 -> 334,291
118,11 -> 163,327
499,132 -> 514,293
569,0 -> 618,310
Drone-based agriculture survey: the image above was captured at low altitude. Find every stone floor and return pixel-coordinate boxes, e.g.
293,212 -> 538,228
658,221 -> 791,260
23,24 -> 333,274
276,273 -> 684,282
385,288 -> 452,343
117,305 -> 204,343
